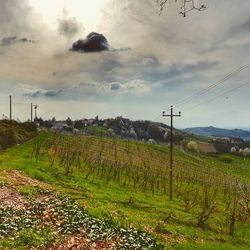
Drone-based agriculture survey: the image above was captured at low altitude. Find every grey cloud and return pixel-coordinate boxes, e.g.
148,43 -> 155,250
110,82 -> 121,90
21,79 -> 151,101
22,88 -> 62,98
110,47 -> 132,52
0,0 -> 34,37
44,90 -> 62,97
79,82 -> 97,87
71,32 -> 109,52
25,90 -> 42,98
239,17 -> 250,31
144,61 -> 219,82
58,16 -> 82,38
137,56 -> 160,67
1,36 -> 36,46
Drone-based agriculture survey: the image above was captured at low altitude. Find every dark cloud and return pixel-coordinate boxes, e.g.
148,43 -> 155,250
110,83 -> 121,91
58,16 -> 82,38
44,90 -> 62,97
23,89 -> 61,98
1,36 -> 36,46
70,32 -> 109,53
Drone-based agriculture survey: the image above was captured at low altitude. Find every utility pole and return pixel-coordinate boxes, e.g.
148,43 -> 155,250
162,105 -> 181,201
9,95 -> 12,121
34,105 -> 38,119
31,103 -> 33,122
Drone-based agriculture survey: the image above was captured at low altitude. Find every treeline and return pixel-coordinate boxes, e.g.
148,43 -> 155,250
34,116 -> 186,143
212,138 -> 250,153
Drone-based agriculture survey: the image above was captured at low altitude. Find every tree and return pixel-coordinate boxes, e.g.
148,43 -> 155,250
74,120 -> 84,129
187,140 -> 198,152
66,117 -> 73,127
231,147 -> 237,154
34,117 -> 44,126
243,148 -> 250,159
156,0 -> 206,17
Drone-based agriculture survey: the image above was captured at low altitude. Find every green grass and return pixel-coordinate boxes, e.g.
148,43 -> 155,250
17,186 -> 38,197
0,228 -> 55,250
84,125 -> 108,136
0,132 -> 249,249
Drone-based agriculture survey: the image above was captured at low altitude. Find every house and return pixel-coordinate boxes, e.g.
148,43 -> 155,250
82,118 -> 96,126
51,122 -> 70,131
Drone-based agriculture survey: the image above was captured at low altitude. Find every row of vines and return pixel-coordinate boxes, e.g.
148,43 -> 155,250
32,133 -> 250,237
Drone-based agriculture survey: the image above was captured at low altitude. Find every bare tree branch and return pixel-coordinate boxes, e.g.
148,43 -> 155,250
156,0 -> 206,17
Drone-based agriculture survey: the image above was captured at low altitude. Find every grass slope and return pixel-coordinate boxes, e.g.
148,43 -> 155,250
0,132 -> 249,249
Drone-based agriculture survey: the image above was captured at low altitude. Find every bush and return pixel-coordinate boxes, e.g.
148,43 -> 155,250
22,122 -> 37,133
218,155 -> 233,163
0,128 -> 17,148
0,120 -> 36,149
187,141 -> 198,152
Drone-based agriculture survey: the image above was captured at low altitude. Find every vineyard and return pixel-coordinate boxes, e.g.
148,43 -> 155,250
0,132 -> 249,249
32,133 -> 250,239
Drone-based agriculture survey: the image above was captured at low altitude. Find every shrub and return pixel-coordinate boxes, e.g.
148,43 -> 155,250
187,141 -> 198,152
22,122 -> 37,133
0,128 -> 17,148
0,120 -> 37,149
219,155 -> 233,163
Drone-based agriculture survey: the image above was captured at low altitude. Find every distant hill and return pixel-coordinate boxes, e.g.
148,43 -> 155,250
183,126 -> 250,141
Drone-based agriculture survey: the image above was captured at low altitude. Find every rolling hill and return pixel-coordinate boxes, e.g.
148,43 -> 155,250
183,126 -> 250,141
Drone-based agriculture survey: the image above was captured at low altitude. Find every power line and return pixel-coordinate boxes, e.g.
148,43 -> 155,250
156,62 -> 250,125
173,61 -> 250,108
152,113 -> 163,122
183,80 -> 250,112
12,102 -> 30,105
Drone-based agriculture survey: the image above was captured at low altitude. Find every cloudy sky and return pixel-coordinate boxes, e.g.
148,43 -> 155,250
0,0 -> 249,128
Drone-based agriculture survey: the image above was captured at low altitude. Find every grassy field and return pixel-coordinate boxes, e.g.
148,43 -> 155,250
0,132 -> 249,249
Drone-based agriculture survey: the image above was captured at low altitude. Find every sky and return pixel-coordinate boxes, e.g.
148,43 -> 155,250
0,0 -> 249,128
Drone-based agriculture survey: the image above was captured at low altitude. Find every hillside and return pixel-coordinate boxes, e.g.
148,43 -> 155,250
46,116 -> 192,143
0,120 -> 37,149
0,132 -> 249,249
183,126 -> 250,141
